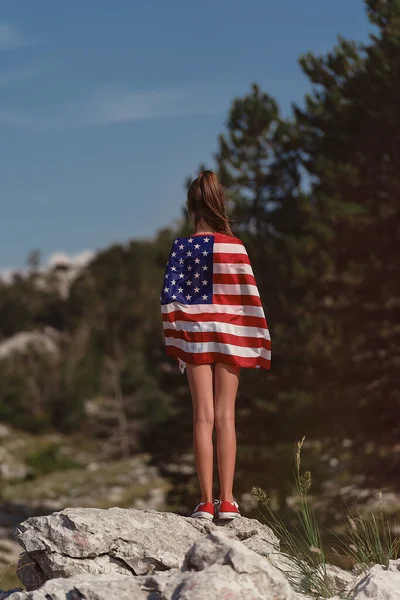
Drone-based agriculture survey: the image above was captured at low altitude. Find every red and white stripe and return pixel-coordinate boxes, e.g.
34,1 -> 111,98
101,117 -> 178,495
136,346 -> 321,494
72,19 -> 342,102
161,233 -> 271,371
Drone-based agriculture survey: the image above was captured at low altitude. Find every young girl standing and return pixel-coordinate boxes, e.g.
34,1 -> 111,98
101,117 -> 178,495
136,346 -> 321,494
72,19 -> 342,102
160,170 -> 271,520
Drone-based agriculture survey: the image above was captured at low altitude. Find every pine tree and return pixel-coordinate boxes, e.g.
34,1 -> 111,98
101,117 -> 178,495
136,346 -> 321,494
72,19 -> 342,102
294,0 -> 400,485
214,84 -> 330,506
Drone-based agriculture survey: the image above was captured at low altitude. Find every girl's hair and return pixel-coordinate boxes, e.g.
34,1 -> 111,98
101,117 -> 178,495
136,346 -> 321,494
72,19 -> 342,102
186,170 -> 234,236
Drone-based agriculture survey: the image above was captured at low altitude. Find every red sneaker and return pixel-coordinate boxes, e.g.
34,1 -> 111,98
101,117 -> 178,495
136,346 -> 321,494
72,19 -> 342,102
218,499 -> 241,520
191,501 -> 215,520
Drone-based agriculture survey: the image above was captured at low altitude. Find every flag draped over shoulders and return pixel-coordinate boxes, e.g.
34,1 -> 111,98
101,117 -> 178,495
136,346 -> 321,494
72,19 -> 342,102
160,232 -> 271,374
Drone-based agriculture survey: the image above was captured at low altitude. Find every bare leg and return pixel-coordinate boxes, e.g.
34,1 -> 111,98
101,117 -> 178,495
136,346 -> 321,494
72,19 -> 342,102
214,363 -> 240,502
186,363 -> 214,503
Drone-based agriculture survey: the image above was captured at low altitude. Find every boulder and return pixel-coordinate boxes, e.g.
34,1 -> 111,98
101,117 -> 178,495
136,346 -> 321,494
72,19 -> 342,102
160,530 -> 299,600
325,563 -> 357,594
351,559 -> 400,599
0,330 -> 59,360
0,574 -> 149,600
5,531 -> 302,600
14,507 -> 280,590
9,506 -> 399,600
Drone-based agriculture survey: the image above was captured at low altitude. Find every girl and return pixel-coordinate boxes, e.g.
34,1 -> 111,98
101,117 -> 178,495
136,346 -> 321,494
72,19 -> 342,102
160,170 -> 271,520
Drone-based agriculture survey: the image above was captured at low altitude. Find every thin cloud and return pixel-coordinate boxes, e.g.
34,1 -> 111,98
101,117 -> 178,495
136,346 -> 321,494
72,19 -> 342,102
0,22 -> 32,51
0,81 -> 240,131
80,83 -> 237,126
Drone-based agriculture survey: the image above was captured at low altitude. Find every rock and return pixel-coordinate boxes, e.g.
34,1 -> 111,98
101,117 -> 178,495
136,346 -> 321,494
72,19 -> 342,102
388,559 -> 400,572
160,530 -> 299,600
0,424 -> 11,438
14,507 -> 280,591
15,508 -> 204,589
13,506 -> 399,600
325,563 -> 357,594
0,330 -> 59,360
15,553 -> 46,591
351,559 -> 400,599
0,574 -> 150,600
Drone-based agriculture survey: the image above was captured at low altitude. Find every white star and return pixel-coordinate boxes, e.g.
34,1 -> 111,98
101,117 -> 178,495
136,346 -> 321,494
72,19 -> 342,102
171,266 -> 176,271
164,287 -> 169,293
179,244 -> 184,250
179,258 -> 184,264
195,258 -> 200,264
194,287 -> 200,293
172,252 -> 177,257
204,237 -> 210,242
179,273 -> 184,279
187,265 -> 192,271
171,279 -> 176,285
172,294 -> 177,300
186,294 -> 192,300
187,280 -> 192,286
202,294 -> 208,300
194,243 -> 200,249
194,273 -> 200,278
160,296 -> 162,301
165,273 -> 169,278
178,287 -> 183,293
202,280 -> 208,285
202,250 -> 208,256
202,265 -> 208,271
186,251 -> 192,257
188,237 -> 193,243
174,239 -> 178,244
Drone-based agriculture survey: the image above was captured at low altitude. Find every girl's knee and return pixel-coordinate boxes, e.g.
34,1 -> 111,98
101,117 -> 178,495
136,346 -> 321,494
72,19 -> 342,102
193,414 -> 214,428
214,413 -> 235,431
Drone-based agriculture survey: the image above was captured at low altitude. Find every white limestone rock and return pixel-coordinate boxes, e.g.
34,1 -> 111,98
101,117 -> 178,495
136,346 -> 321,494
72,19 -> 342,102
14,507 -> 279,591
160,530 -> 300,600
351,559 -> 400,599
0,574 -> 150,600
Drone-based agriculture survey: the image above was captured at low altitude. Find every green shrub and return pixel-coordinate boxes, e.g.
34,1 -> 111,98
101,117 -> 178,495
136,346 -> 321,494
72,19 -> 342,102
26,443 -> 82,477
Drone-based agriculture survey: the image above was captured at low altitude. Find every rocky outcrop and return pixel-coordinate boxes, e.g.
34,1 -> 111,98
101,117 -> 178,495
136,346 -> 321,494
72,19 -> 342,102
13,507 -> 280,590
0,329 -> 59,360
351,559 -> 400,599
160,530 -> 299,600
4,506 -> 301,600
1,575 -> 148,600
324,563 -> 357,595
0,507 -> 399,600
4,531 -> 301,600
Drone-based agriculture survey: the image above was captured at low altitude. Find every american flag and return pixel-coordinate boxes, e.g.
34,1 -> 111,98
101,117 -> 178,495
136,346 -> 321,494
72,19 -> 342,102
160,232 -> 271,373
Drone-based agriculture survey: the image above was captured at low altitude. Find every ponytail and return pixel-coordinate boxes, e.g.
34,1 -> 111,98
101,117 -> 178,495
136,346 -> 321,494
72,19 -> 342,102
187,170 -> 234,236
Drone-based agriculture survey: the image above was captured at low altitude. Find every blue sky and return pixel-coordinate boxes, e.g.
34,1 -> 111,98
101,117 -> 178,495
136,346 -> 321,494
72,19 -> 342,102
0,0 -> 371,269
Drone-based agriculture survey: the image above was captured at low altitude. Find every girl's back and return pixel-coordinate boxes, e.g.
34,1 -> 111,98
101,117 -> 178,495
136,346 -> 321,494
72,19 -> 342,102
160,230 -> 271,374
